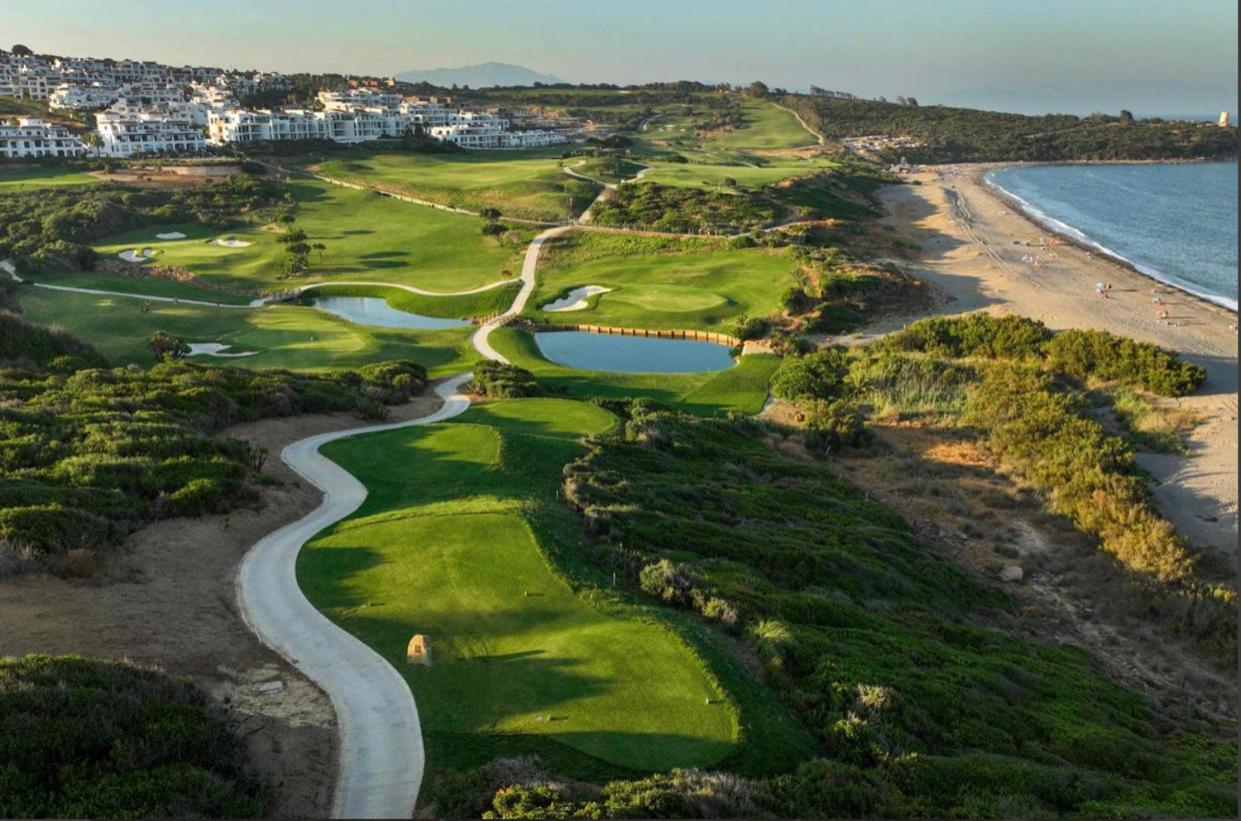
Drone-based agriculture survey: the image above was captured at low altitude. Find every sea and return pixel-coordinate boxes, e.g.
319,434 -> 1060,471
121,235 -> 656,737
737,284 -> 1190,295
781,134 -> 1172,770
985,162 -> 1238,311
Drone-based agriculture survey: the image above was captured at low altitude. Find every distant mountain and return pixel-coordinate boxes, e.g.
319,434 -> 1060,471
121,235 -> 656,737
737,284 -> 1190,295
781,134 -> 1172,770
395,62 -> 565,89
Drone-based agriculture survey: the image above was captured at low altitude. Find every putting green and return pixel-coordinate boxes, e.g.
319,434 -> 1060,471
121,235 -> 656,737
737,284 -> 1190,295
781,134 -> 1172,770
91,177 -> 529,295
602,284 -> 729,313
301,400 -> 739,773
526,232 -> 794,331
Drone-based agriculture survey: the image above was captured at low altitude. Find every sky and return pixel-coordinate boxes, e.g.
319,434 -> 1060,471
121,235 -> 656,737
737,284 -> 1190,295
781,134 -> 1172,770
4,0 -> 1237,116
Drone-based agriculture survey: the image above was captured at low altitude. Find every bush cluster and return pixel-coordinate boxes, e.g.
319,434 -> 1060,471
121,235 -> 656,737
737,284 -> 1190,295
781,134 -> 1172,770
883,313 -> 1051,359
1045,328 -> 1206,396
882,314 -> 1204,396
468,361 -> 542,398
0,654 -> 269,817
964,362 -> 1235,655
0,334 -> 425,563
590,181 -> 779,235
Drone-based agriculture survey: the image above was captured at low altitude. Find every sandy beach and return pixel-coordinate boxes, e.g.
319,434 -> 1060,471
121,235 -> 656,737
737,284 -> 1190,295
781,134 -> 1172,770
877,165 -> 1238,556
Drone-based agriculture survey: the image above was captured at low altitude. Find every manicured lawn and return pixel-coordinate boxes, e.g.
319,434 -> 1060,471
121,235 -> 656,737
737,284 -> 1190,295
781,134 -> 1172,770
300,399 -> 740,775
310,148 -> 600,222
491,328 -> 779,416
526,232 -> 795,332
18,287 -> 480,375
91,178 -> 529,294
0,166 -> 100,190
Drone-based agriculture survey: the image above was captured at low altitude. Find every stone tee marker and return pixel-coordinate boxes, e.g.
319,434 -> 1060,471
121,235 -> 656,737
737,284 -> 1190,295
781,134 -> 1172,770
407,634 -> 432,666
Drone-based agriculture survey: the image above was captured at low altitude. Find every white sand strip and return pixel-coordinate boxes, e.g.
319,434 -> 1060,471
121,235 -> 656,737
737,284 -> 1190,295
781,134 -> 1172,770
542,285 -> 612,312
210,238 -> 253,248
156,231 -> 187,240
186,342 -> 258,358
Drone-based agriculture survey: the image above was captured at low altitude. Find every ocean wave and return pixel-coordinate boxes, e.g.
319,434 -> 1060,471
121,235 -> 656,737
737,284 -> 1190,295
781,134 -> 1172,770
984,171 -> 1238,312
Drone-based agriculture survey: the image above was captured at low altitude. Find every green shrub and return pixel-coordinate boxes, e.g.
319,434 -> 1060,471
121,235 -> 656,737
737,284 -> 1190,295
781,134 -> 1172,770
0,311 -> 107,369
469,361 -> 542,398
769,347 -> 850,400
883,313 -> 1051,359
801,398 -> 871,450
1046,328 -> 1206,396
0,655 -> 269,818
964,362 -> 1195,581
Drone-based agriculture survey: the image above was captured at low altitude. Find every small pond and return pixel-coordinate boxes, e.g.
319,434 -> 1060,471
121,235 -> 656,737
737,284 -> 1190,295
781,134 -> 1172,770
533,331 -> 735,373
309,296 -> 469,330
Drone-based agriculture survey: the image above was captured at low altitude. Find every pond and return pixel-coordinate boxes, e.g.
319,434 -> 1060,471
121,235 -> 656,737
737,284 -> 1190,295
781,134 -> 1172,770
309,296 -> 470,330
533,331 -> 736,373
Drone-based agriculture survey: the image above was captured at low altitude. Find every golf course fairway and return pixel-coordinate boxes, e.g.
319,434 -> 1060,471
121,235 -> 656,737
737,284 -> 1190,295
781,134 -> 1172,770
297,398 -> 739,775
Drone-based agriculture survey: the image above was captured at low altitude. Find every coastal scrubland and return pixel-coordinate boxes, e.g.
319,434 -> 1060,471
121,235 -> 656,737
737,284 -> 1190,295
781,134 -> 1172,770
784,95 -> 1239,163
0,655 -> 270,818
0,309 -> 427,572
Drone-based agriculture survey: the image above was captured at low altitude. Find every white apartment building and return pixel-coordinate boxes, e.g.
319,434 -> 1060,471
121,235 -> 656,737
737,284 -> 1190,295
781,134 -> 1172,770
318,88 -> 402,111
208,107 -> 406,144
427,110 -> 566,149
96,107 -> 206,156
0,59 -> 56,99
0,117 -> 87,158
49,82 -> 119,110
115,81 -> 186,106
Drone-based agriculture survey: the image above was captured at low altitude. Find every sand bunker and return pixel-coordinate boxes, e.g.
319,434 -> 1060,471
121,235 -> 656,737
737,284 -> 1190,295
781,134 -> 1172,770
156,231 -> 187,240
542,285 -> 612,312
118,249 -> 153,263
210,237 -> 253,248
187,342 -> 258,358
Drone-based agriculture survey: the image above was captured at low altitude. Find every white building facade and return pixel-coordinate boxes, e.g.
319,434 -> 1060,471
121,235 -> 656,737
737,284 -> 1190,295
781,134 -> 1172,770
0,117 -> 87,158
96,107 -> 207,156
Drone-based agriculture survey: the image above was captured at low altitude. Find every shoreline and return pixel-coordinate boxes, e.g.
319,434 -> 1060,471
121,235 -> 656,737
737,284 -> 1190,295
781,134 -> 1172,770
974,162 -> 1238,313
876,165 -> 1237,555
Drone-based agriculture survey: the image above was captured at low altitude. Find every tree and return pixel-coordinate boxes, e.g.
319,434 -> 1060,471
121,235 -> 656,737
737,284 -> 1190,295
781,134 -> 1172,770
747,81 -> 769,98
148,330 -> 189,360
311,242 -> 326,264
481,222 -> 508,237
721,176 -> 738,188
1119,109 -> 1135,125
11,44 -> 33,57
479,207 -> 502,220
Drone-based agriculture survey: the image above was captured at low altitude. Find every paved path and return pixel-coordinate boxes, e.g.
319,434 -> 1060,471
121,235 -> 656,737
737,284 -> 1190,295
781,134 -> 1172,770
237,374 -> 473,818
236,218 -> 566,817
472,226 -> 570,362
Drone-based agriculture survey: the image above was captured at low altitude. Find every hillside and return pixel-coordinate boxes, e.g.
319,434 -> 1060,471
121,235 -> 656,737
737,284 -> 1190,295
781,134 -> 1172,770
783,94 -> 1239,163
396,61 -> 565,88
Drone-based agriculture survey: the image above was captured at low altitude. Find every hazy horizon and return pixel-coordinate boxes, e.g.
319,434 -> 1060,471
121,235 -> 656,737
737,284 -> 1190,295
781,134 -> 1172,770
3,0 -> 1237,117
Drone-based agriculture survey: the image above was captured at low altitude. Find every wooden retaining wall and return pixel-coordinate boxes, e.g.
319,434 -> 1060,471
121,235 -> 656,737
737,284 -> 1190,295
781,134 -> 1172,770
529,322 -> 740,347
